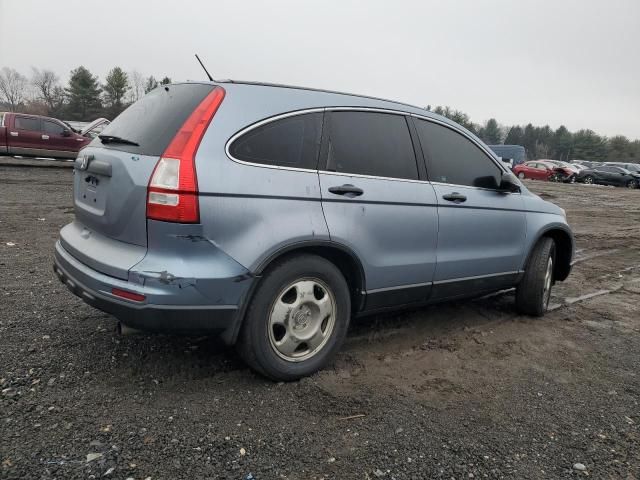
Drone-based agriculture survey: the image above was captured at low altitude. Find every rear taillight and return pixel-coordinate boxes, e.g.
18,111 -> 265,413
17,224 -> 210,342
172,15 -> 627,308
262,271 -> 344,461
147,87 -> 225,223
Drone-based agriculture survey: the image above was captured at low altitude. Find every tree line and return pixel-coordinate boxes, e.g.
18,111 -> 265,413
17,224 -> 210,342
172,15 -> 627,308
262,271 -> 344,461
0,66 -> 172,122
1,65 -> 637,163
427,105 -> 640,163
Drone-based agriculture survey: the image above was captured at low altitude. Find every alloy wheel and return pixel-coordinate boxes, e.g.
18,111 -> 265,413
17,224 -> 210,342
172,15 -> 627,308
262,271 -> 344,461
268,278 -> 336,362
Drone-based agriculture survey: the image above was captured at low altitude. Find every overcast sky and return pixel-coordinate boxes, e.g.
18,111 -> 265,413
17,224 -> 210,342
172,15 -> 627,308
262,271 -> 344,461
1,0 -> 638,139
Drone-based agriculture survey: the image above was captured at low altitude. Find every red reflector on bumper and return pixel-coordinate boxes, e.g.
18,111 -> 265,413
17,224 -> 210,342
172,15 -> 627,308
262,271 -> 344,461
111,288 -> 146,302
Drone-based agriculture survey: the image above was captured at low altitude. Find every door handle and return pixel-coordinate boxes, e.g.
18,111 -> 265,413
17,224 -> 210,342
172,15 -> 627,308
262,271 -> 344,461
41,135 -> 49,140
9,131 -> 18,137
442,192 -> 467,203
328,184 -> 364,198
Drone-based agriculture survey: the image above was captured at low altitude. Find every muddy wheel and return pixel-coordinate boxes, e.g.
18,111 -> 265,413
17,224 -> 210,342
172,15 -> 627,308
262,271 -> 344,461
626,180 -> 636,189
583,175 -> 594,185
518,172 -> 526,180
237,254 -> 350,381
516,237 -> 555,316
569,175 -> 576,184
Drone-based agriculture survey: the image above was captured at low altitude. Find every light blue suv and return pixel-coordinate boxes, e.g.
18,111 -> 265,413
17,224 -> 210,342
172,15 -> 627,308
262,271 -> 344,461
53,81 -> 573,380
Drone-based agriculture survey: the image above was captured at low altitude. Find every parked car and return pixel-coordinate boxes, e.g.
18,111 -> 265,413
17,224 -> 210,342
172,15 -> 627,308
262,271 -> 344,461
0,112 -> 109,159
539,160 -> 579,183
577,165 -> 640,188
512,160 -> 574,182
606,162 -> 640,174
53,81 -> 574,380
570,163 -> 587,172
512,161 -> 556,181
572,160 -> 602,169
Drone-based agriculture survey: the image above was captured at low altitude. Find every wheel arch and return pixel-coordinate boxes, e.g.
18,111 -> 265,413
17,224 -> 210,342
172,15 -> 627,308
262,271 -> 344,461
526,226 -> 574,282
223,241 -> 366,345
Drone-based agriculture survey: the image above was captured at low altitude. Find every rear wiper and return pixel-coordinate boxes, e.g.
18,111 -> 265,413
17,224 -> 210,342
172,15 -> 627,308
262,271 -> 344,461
98,135 -> 139,146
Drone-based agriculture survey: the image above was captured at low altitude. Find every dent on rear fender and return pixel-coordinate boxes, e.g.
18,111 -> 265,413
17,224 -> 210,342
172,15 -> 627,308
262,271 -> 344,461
128,221 -> 254,305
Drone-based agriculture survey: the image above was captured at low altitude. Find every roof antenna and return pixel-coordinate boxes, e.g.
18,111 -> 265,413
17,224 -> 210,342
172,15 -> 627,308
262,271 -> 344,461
195,54 -> 215,82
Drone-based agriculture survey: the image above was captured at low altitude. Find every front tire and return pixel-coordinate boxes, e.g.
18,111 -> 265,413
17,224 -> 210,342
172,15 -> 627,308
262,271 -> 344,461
518,172 -> 526,180
516,237 -> 555,316
237,254 -> 351,381
583,175 -> 594,185
626,180 -> 636,189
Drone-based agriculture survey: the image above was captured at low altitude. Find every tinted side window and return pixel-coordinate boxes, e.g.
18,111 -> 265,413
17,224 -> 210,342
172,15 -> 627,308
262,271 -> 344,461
414,119 -> 502,189
324,111 -> 418,180
15,116 -> 41,132
229,112 -> 323,169
43,120 -> 65,135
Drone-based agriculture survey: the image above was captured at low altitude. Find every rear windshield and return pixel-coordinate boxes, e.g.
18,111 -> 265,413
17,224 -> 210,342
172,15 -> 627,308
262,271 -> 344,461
95,83 -> 215,156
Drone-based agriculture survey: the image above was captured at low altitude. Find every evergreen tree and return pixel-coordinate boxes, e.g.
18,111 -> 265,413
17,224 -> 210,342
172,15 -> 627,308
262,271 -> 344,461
607,135 -> 631,161
504,126 -> 524,145
479,118 -> 501,144
572,129 -> 607,160
103,67 -> 130,116
65,66 -> 102,120
160,76 -> 172,85
551,126 -> 573,161
522,124 -> 537,159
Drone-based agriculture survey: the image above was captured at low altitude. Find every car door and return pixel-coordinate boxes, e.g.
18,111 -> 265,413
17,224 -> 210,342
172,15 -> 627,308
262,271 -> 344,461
594,167 -> 615,185
412,117 -> 526,300
318,110 -> 438,310
42,119 -> 75,154
530,163 -> 548,180
609,167 -> 630,186
10,115 -> 43,155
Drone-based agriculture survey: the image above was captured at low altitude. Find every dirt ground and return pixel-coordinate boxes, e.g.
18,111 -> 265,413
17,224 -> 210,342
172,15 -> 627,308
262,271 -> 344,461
1,166 -> 639,480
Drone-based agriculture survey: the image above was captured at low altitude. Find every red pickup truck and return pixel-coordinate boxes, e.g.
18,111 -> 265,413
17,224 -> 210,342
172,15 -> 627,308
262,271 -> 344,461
0,112 -> 109,160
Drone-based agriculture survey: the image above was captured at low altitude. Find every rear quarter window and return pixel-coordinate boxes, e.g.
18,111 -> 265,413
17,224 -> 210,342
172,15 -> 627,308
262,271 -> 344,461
229,112 -> 323,169
96,83 -> 215,156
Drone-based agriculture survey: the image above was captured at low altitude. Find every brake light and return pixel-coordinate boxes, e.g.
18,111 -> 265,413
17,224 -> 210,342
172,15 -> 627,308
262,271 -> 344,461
147,87 -> 225,223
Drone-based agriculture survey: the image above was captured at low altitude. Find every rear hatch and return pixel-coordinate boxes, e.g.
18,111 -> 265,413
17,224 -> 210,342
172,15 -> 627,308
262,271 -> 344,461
62,83 -> 216,278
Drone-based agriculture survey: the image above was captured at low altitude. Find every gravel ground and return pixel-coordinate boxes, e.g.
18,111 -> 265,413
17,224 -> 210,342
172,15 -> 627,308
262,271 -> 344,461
1,166 -> 639,480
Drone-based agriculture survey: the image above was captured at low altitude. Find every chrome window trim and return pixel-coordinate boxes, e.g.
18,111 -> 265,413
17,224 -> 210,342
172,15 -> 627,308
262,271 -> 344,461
409,112 -> 510,174
224,107 -> 414,174
224,108 -> 325,174
224,106 -> 518,194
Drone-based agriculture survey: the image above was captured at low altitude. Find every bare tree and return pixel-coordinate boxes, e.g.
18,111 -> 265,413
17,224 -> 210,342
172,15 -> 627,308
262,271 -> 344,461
31,68 -> 65,115
128,70 -> 145,103
0,67 -> 28,111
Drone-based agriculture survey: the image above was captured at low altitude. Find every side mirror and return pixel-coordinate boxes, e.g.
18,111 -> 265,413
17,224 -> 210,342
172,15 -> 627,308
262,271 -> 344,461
61,128 -> 71,137
499,172 -> 521,193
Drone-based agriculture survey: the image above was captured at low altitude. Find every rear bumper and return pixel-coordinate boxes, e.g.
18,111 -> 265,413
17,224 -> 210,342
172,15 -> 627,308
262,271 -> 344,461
53,240 -> 250,337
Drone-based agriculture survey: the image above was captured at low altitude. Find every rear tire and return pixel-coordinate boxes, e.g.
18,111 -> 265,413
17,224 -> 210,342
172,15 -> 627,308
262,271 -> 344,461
516,237 -> 556,317
626,180 -> 636,189
237,254 -> 351,381
583,175 -> 594,185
